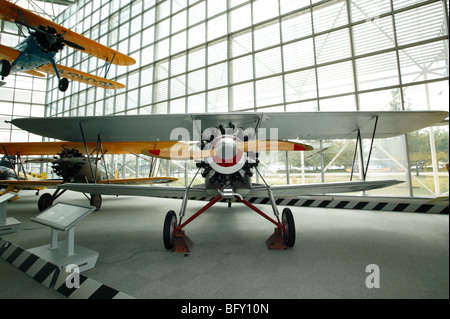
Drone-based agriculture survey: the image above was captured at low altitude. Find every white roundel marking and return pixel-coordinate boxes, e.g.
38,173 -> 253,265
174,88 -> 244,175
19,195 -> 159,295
206,135 -> 246,174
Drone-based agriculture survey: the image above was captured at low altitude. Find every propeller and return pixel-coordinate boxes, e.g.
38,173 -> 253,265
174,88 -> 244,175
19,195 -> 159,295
15,20 -> 85,52
142,140 -> 313,160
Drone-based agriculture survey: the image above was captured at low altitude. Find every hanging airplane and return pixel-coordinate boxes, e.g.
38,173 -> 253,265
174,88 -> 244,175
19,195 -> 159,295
0,141 -> 178,210
10,110 -> 449,251
0,0 -> 134,91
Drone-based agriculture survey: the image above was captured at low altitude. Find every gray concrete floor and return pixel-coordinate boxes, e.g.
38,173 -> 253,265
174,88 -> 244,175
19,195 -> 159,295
1,190 -> 448,299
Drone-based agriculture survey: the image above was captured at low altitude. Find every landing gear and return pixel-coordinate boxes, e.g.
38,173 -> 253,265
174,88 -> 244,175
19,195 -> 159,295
0,59 -> 11,79
58,77 -> 69,92
38,193 -> 53,211
163,210 -> 177,249
37,189 -> 102,211
163,191 -> 296,255
89,193 -> 102,211
282,208 -> 295,247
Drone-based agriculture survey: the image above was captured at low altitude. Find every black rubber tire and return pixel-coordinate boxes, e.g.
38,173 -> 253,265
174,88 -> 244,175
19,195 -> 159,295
58,77 -> 69,92
90,194 -> 102,211
0,59 -> 11,78
282,208 -> 296,247
38,193 -> 53,211
163,210 -> 177,250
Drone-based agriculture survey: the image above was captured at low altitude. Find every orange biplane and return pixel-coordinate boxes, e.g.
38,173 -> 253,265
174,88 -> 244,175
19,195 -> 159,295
0,0 -> 134,91
0,141 -> 178,211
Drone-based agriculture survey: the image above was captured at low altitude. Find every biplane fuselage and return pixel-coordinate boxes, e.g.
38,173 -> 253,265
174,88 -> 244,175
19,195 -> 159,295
11,35 -> 56,73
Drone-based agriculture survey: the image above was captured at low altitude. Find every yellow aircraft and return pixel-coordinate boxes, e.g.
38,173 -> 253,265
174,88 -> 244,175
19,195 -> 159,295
0,141 -> 178,211
0,0 -> 134,91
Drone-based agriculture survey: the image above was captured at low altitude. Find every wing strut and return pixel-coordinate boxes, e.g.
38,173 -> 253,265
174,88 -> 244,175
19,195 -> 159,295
78,121 -> 96,183
1,147 -> 20,180
350,116 -> 379,181
364,116 -> 379,180
102,54 -> 116,79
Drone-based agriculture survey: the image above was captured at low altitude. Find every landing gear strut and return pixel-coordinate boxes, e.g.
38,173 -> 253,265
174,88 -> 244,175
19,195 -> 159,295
37,189 -> 102,211
163,191 -> 296,254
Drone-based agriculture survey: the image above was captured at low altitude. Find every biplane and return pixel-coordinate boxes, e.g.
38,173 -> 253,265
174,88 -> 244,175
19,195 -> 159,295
0,141 -> 177,210
0,0 -> 134,91
10,110 -> 449,250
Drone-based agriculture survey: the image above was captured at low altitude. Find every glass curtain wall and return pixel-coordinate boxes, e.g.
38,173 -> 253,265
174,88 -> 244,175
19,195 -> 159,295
7,0 -> 450,197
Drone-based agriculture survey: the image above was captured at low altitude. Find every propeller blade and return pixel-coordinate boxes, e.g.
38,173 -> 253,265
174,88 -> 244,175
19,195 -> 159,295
237,140 -> 313,152
142,148 -> 214,160
61,39 -> 85,51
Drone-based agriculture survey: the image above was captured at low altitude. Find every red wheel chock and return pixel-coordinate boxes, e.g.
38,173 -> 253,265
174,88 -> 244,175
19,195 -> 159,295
172,230 -> 194,256
266,228 -> 287,250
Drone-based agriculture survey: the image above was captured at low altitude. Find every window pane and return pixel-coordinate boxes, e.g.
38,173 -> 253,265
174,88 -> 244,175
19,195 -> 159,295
356,51 -> 399,91
281,10 -> 312,43
230,5 -> 251,33
315,28 -> 351,64
231,30 -> 253,57
255,47 -> 282,78
207,88 -> 228,112
231,83 -> 254,110
254,21 -> 280,51
285,69 -> 317,102
317,61 -> 355,96
395,2 -> 446,46
350,0 -> 391,23
283,38 -> 315,71
231,56 -> 253,84
352,16 -> 395,55
253,0 -> 279,24
255,76 -> 284,107
312,0 -> 348,33
207,63 -> 228,89
399,41 -> 449,85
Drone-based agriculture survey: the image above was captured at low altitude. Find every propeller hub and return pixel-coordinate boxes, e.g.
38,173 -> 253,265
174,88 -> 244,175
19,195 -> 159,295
207,135 -> 245,174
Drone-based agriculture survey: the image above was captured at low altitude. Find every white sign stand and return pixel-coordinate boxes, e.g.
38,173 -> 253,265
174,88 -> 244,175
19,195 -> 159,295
28,202 -> 99,272
0,193 -> 20,235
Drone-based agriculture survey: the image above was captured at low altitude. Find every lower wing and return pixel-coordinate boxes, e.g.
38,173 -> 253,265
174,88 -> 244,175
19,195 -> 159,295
0,180 -> 62,190
247,180 -> 403,198
97,177 -> 178,185
0,43 -> 20,61
58,180 -> 403,201
0,177 -> 176,190
58,183 -> 208,199
0,44 -> 124,89
36,63 -> 125,89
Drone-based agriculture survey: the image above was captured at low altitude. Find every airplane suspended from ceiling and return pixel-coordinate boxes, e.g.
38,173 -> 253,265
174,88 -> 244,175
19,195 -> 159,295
10,110 -> 449,252
0,0 -> 135,91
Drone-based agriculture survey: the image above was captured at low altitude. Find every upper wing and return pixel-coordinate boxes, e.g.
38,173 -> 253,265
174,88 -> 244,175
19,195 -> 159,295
0,141 -> 187,156
246,180 -> 404,198
11,111 -> 449,142
36,63 -> 125,89
58,183 -> 209,199
0,0 -> 134,66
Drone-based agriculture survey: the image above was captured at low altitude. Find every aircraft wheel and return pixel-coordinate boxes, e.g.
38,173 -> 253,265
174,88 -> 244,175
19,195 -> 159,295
163,210 -> 177,250
282,208 -> 296,247
0,59 -> 11,78
58,77 -> 69,92
90,194 -> 102,211
38,193 -> 53,211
